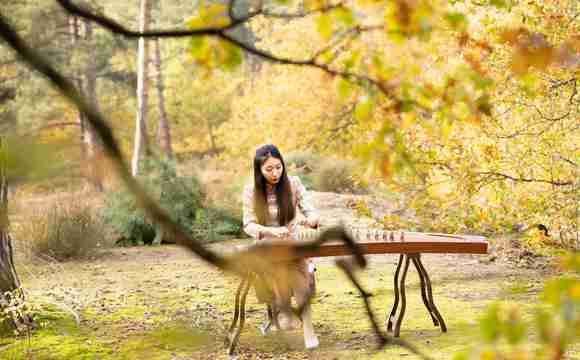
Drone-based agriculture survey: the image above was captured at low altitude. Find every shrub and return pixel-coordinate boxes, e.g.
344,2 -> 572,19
15,198 -> 105,260
191,207 -> 242,243
312,158 -> 366,194
284,151 -> 322,174
294,173 -> 315,190
102,159 -> 206,246
102,159 -> 243,245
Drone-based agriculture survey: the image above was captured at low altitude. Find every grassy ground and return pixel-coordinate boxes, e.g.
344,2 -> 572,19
2,241 -> 578,360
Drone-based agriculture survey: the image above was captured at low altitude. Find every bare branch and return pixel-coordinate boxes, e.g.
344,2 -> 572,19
57,0 -> 250,37
335,258 -> 387,347
555,155 -> 579,168
476,171 -> 574,186
335,259 -> 433,360
228,0 -> 238,22
55,0 -> 407,104
262,2 -> 346,19
416,161 -> 454,172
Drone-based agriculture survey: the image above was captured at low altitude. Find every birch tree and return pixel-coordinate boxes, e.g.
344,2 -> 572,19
131,0 -> 152,176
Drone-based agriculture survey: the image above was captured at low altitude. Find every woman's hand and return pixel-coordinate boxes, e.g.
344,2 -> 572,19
306,215 -> 320,229
292,214 -> 308,227
267,226 -> 290,238
292,214 -> 319,228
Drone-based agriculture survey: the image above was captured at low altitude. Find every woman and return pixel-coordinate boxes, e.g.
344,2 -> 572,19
242,144 -> 319,349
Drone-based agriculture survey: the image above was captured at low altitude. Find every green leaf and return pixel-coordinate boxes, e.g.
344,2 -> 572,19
502,308 -> 526,345
452,352 -> 469,360
563,253 -> 580,272
543,277 -> 575,307
476,94 -> 493,116
337,78 -> 354,98
334,7 -> 355,27
190,37 -> 209,57
480,303 -> 501,343
536,309 -> 553,344
444,12 -> 468,31
343,50 -> 361,71
473,76 -> 494,90
400,99 -> 416,113
220,41 -> 243,71
490,0 -> 508,9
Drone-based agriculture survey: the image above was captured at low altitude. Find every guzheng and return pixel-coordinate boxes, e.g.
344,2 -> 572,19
226,225 -> 489,356
278,226 -> 489,257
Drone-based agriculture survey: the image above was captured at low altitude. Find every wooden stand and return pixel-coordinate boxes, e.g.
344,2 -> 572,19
386,254 -> 447,337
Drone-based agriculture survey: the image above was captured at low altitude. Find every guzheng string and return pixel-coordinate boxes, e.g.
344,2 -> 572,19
293,226 -> 407,242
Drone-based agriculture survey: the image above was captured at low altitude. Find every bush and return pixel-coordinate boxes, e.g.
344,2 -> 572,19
15,198 -> 105,260
102,159 -> 205,246
312,158 -> 366,194
294,173 -> 315,190
102,159 -> 243,245
284,151 -> 322,174
191,207 -> 242,243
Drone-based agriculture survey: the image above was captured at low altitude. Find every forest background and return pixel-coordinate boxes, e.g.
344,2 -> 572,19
0,0 -> 578,359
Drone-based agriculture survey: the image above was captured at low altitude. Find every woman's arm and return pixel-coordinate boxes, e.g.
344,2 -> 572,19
242,184 -> 268,239
292,176 -> 319,227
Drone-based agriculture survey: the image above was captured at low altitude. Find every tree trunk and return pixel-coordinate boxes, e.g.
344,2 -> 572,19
69,15 -> 103,191
83,19 -> 103,191
0,138 -> 33,333
69,16 -> 87,176
153,38 -> 173,159
132,0 -> 152,176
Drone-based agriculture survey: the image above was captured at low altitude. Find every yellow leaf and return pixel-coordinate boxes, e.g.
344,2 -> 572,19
188,3 -> 230,29
355,0 -> 383,7
317,14 -> 334,40
440,119 -> 453,141
400,112 -> 416,129
354,96 -> 374,121
569,284 -> 580,301
381,152 -> 393,178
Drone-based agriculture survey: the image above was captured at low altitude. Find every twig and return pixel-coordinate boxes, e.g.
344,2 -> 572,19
476,171 -> 573,186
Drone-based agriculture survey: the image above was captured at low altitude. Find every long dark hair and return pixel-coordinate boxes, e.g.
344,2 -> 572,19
253,144 -> 295,226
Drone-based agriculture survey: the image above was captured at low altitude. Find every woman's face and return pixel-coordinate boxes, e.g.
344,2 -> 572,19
261,156 -> 283,185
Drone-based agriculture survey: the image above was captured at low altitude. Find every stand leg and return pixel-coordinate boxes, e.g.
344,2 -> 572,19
411,255 -> 439,326
415,255 -> 447,333
394,255 -> 410,337
228,276 -> 253,356
227,276 -> 248,341
387,254 -> 404,332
